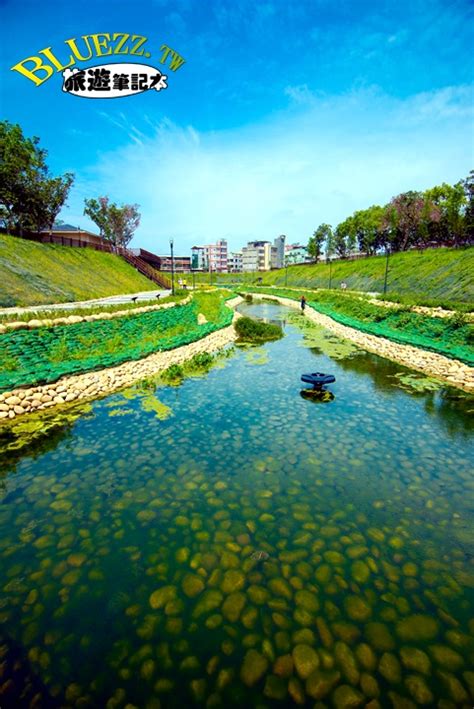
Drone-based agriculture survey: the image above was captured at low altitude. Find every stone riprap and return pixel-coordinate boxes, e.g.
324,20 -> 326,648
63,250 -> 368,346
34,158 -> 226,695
0,297 -> 243,421
1,292 -> 472,423
0,295 -> 192,333
250,294 -> 474,392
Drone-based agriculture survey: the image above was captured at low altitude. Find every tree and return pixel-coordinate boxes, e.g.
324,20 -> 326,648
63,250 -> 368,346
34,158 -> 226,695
0,121 -> 74,233
383,191 -> 440,251
30,175 -> 75,232
462,170 -> 474,244
83,197 -> 112,239
84,196 -> 140,248
333,218 -> 356,257
423,182 -> 465,246
352,205 -> 386,255
108,203 -> 141,248
325,227 -> 335,261
308,224 -> 331,261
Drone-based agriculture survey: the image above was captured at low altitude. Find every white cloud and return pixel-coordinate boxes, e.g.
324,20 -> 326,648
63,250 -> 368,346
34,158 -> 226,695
64,84 -> 474,254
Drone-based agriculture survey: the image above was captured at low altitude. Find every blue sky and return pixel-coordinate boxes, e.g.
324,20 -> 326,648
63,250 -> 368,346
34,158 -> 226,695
1,0 -> 473,254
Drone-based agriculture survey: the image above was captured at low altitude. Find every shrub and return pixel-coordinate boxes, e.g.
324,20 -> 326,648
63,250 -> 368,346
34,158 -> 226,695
161,364 -> 184,383
189,352 -> 214,370
448,311 -> 467,329
234,316 -> 283,343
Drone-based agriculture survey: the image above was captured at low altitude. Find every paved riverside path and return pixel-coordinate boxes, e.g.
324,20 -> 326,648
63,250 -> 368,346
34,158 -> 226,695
0,289 -> 172,316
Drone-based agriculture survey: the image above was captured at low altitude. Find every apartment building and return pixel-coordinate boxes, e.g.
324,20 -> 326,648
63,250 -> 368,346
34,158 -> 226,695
227,251 -> 243,272
285,243 -> 311,264
242,241 -> 273,271
191,239 -> 228,272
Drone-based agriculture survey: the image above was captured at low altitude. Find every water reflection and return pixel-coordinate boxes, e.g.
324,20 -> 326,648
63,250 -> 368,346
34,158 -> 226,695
335,347 -> 474,438
300,388 -> 335,403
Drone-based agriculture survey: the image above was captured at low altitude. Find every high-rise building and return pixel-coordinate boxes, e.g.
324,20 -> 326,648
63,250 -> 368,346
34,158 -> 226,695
273,235 -> 286,269
242,241 -> 273,271
191,240 -> 228,272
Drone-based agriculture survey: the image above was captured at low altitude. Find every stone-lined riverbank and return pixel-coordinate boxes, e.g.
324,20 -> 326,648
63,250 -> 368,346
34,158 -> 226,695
0,295 -> 192,333
1,293 -> 472,423
0,297 -> 243,421
252,294 -> 474,392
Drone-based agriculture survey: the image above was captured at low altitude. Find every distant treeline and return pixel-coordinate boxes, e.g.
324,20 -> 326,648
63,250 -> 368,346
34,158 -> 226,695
308,171 -> 474,259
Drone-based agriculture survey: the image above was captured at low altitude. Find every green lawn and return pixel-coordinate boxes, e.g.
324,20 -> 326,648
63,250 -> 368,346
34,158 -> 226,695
193,247 -> 474,306
0,234 -> 157,307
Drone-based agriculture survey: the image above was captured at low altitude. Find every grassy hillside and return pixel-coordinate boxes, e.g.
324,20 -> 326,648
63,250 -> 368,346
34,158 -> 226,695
198,247 -> 474,305
0,234 -> 157,307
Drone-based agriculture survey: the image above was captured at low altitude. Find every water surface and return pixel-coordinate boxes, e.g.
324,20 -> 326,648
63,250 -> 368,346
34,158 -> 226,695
1,302 -> 473,707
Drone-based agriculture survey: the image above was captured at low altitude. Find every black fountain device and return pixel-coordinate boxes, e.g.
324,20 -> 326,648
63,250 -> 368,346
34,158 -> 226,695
301,372 -> 336,390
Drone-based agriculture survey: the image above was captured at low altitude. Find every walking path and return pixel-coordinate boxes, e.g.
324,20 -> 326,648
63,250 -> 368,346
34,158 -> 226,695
0,289 -> 171,315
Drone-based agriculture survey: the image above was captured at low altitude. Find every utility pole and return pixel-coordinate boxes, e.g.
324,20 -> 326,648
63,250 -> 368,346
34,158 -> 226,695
170,238 -> 175,295
383,246 -> 390,295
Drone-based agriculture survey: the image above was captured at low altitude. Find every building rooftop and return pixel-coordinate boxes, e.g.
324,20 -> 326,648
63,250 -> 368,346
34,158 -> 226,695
41,223 -> 99,236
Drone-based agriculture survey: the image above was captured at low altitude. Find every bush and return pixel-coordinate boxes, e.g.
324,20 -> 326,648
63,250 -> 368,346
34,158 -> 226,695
189,352 -> 214,370
161,364 -> 184,383
234,316 -> 283,343
448,311 -> 468,329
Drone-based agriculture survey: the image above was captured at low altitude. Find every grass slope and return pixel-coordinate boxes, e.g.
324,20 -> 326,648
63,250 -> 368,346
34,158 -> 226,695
199,247 -> 474,304
0,234 -> 157,307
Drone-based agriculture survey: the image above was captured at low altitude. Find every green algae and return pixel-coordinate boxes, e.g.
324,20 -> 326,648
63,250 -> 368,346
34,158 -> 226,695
140,394 -> 173,420
0,301 -> 472,708
391,371 -> 444,393
288,312 -> 362,359
244,348 -> 269,366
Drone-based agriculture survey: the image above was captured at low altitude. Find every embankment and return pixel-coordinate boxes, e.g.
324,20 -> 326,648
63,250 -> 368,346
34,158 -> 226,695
195,247 -> 474,305
0,234 -> 157,307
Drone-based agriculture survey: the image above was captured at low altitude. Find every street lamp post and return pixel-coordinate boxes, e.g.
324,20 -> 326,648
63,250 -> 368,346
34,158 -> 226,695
192,269 -> 196,290
383,246 -> 390,295
170,238 -> 175,295
328,258 -> 332,290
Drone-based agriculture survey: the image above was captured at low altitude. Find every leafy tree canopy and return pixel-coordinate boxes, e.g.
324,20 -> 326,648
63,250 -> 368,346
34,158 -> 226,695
0,121 -> 74,234
315,173 -> 472,260
84,196 -> 140,248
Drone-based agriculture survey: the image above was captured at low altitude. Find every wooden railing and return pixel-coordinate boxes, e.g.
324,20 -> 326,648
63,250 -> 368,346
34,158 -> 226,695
118,248 -> 171,289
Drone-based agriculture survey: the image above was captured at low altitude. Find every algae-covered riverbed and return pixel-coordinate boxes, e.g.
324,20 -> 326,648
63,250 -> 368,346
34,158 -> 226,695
0,302 -> 473,707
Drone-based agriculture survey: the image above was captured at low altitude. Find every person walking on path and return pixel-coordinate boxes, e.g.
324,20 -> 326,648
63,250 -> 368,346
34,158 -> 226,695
300,295 -> 306,312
